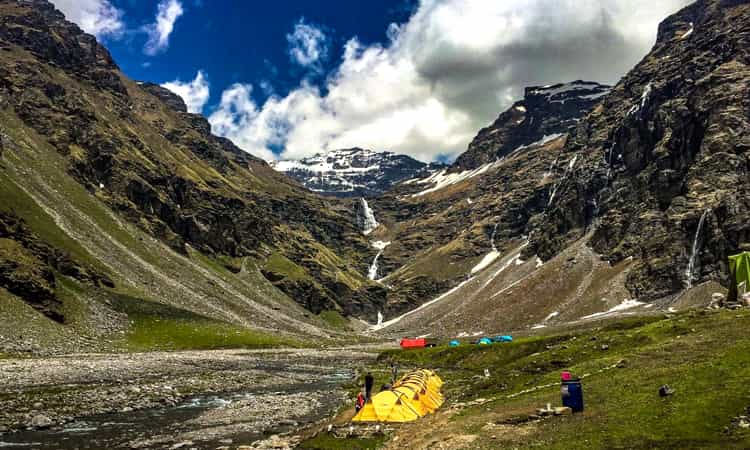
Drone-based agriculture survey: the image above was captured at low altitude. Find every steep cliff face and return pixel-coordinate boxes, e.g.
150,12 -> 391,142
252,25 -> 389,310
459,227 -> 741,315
367,0 -> 749,323
0,0 -> 385,350
527,0 -> 750,301
453,81 -> 611,170
271,148 -> 443,198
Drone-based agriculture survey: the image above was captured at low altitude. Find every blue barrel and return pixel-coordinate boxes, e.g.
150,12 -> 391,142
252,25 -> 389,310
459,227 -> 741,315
561,380 -> 584,412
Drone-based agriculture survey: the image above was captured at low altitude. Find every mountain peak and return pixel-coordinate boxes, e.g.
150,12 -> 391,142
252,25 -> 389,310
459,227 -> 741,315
453,80 -> 611,171
271,148 -> 443,197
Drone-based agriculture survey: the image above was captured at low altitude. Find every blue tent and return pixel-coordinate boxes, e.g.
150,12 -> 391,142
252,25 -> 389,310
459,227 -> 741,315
493,335 -> 513,343
449,340 -> 460,347
478,337 -> 493,345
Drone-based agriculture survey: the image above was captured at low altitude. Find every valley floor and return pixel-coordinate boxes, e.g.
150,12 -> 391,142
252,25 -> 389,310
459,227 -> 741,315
300,309 -> 750,450
0,347 -> 379,449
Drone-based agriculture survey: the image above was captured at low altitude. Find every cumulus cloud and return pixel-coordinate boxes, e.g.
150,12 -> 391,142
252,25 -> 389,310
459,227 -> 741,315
286,19 -> 329,70
207,84 -> 285,162
144,0 -> 185,55
50,0 -> 124,38
212,0 -> 693,162
162,71 -> 210,114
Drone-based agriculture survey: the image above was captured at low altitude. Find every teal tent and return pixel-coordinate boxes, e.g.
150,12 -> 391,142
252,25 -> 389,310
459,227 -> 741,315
478,337 -> 493,345
728,252 -> 750,303
449,340 -> 460,347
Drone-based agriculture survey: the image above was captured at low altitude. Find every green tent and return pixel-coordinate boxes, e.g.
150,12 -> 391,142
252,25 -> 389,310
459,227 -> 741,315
728,252 -> 750,303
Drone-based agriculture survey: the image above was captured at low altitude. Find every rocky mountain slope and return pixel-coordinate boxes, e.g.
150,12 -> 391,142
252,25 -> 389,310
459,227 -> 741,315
526,0 -> 750,299
366,0 -> 748,335
0,0 -> 387,352
271,148 -> 442,197
453,81 -> 611,170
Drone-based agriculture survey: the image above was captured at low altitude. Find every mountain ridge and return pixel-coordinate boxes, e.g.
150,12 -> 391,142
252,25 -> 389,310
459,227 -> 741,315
271,147 -> 444,198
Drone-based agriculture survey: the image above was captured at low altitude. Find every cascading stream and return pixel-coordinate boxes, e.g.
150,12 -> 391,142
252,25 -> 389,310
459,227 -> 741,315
368,241 -> 391,281
685,209 -> 710,289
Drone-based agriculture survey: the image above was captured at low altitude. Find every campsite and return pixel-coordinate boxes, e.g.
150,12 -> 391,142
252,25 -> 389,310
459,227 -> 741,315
298,308 -> 750,449
2,0 -> 750,448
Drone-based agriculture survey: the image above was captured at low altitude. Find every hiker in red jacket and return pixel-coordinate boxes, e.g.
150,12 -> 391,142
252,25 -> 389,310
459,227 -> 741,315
355,392 -> 365,412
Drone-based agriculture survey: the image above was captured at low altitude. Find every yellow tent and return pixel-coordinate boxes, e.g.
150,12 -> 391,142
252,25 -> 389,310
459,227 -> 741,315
352,369 -> 444,423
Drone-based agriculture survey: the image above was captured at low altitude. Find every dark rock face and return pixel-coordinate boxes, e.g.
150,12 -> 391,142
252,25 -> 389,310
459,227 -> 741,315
527,0 -> 750,300
0,1 -> 379,319
138,82 -> 187,113
0,0 -> 125,96
271,148 -> 443,198
453,81 -> 611,170
0,211 -> 113,322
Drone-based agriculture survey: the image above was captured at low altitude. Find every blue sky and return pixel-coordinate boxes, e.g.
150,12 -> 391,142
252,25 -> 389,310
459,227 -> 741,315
52,0 -> 692,162
102,0 -> 416,109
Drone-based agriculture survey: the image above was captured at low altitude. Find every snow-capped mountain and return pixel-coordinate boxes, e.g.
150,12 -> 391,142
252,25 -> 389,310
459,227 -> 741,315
271,148 -> 444,197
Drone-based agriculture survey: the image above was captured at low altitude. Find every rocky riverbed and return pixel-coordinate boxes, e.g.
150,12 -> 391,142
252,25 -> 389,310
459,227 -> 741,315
0,348 -> 377,449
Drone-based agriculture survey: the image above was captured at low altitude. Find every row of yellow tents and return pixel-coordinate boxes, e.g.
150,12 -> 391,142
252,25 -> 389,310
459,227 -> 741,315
353,369 -> 444,423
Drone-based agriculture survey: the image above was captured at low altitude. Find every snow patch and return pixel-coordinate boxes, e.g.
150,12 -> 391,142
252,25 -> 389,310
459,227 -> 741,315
471,251 -> 501,274
531,82 -> 604,97
628,83 -> 652,117
371,276 -> 476,330
515,105 -> 527,113
513,133 -> 564,153
535,257 -> 544,268
580,299 -> 646,320
680,23 -> 694,39
411,160 -> 502,197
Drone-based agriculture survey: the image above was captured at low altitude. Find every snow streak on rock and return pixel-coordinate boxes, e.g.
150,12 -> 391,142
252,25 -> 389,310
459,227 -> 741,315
411,160 -> 502,197
580,299 -> 646,320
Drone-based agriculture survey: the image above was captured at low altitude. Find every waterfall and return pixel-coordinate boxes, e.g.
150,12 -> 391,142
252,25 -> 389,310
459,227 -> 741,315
547,154 -> 578,207
685,209 -> 710,289
377,311 -> 383,326
368,241 -> 391,281
490,222 -> 499,251
359,198 -> 379,235
368,252 -> 382,280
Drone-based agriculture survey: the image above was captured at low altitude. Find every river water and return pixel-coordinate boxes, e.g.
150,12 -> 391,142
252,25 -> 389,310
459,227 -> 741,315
0,368 -> 354,449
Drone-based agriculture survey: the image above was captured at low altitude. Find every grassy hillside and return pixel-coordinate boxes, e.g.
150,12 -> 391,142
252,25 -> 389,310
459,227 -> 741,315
304,309 -> 750,449
0,0 -> 387,353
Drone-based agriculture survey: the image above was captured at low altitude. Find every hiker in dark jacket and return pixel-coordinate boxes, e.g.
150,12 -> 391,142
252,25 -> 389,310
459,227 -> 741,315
365,372 -> 374,401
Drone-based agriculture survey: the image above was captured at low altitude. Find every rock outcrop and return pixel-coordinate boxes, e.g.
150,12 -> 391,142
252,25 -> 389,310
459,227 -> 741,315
0,211 -> 112,322
453,81 -> 611,170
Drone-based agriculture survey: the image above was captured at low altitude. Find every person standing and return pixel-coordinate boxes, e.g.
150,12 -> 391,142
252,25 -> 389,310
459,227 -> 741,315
365,372 -> 374,401
355,392 -> 365,412
390,363 -> 398,384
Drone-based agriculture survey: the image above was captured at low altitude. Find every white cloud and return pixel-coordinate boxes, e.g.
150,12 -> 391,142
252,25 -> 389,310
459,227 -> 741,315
287,19 -> 328,70
211,0 -> 693,162
50,0 -> 124,38
144,0 -> 184,56
162,70 -> 210,114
